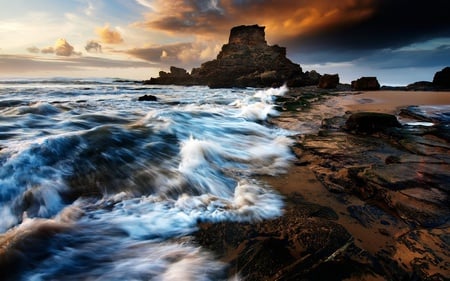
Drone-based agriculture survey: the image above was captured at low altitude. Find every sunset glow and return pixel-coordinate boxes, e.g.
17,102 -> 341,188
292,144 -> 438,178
0,0 -> 449,84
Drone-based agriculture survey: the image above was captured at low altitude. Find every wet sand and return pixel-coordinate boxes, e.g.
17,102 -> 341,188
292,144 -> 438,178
266,90 -> 450,276
337,90 -> 450,114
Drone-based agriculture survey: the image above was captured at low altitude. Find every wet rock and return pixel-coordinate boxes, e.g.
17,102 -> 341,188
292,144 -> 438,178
432,66 -> 450,89
345,112 -> 402,133
138,94 -> 157,101
293,105 -> 450,279
351,77 -> 380,91
194,194 -> 362,280
318,74 -> 339,89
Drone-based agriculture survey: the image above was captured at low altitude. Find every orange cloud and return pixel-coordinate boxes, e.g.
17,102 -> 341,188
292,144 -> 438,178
96,24 -> 124,44
39,39 -> 81,56
136,0 -> 376,42
54,38 -> 81,56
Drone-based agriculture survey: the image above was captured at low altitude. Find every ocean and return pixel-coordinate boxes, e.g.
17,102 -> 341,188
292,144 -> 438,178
0,78 -> 295,280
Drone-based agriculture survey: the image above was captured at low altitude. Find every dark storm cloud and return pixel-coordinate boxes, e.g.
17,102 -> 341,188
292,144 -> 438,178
283,0 -> 450,54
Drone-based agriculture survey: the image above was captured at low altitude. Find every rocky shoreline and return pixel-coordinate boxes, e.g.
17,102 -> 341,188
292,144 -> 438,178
142,24 -> 450,280
193,88 -> 450,280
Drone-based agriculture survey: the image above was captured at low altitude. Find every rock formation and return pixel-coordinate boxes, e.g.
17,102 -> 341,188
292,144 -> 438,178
145,25 -> 314,88
318,74 -> 339,89
351,77 -> 380,90
432,66 -> 450,89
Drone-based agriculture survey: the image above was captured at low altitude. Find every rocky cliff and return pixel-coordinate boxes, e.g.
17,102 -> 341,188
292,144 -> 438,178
145,25 -> 318,88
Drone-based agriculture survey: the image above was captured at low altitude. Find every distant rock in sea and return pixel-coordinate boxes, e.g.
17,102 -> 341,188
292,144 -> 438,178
144,25 -> 319,88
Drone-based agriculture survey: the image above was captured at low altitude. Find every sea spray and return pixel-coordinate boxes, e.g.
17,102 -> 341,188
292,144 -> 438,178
0,79 -> 294,280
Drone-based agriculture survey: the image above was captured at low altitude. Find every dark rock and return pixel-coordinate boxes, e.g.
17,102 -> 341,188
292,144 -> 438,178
351,77 -> 380,91
432,66 -> 450,89
318,74 -> 339,89
137,94 -> 157,101
406,81 -> 436,91
144,66 -> 196,86
145,25 -> 317,88
345,112 -> 402,133
194,193 -> 356,280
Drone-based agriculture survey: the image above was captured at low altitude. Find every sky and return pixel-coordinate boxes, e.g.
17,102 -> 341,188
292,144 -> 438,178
1,0 -> 449,85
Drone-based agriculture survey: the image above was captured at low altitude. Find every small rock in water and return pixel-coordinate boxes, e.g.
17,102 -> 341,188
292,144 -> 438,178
138,94 -> 157,101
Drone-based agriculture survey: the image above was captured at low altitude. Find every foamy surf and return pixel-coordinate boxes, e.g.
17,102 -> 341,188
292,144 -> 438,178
0,80 -> 293,280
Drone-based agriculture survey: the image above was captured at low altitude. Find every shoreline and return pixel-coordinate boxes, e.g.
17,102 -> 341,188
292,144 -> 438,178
194,89 -> 450,280
268,89 -> 450,278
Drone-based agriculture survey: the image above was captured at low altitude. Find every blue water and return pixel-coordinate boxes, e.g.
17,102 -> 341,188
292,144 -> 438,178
0,78 -> 295,280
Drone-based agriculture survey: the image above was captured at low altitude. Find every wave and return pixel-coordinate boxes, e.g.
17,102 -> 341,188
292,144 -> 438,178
0,83 -> 294,280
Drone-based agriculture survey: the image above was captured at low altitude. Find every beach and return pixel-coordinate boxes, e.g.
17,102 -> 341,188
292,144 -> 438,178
195,89 -> 450,280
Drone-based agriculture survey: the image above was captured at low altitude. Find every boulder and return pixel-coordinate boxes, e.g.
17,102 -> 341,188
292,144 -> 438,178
432,66 -> 450,89
345,112 -> 402,133
318,74 -> 339,89
351,77 -> 380,91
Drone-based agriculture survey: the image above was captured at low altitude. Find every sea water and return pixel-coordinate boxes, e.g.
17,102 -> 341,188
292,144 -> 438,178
0,78 -> 295,280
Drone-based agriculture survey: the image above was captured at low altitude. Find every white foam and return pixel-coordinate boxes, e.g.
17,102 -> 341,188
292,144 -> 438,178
232,84 -> 288,121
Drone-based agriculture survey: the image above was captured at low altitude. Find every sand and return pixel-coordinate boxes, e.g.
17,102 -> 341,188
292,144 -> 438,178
337,90 -> 450,114
267,90 -> 450,272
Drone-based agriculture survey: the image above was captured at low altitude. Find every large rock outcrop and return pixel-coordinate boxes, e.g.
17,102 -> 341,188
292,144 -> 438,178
145,25 -> 313,88
432,66 -> 450,89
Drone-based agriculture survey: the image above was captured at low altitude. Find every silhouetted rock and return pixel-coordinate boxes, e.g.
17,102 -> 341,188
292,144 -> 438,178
432,66 -> 450,89
406,81 -> 435,91
318,74 -> 339,89
351,77 -> 380,90
144,66 -> 196,86
145,25 -> 316,88
138,94 -> 157,101
345,112 -> 402,133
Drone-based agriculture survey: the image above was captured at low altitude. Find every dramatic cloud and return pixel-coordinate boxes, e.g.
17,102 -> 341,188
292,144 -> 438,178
136,0 -> 450,56
136,0 -> 376,39
85,40 -> 102,53
96,24 -> 124,44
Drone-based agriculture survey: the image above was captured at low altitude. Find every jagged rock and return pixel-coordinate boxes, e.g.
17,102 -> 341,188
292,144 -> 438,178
432,66 -> 450,89
318,74 -> 339,89
145,25 -> 316,88
351,77 -> 380,91
345,112 -> 402,133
